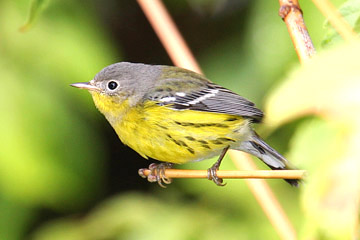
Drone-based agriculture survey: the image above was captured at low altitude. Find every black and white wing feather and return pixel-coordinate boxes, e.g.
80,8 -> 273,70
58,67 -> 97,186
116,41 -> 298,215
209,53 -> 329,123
145,79 -> 264,123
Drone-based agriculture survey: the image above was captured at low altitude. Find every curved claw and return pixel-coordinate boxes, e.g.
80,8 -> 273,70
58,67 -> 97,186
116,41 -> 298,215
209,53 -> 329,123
159,165 -> 172,185
207,166 -> 226,187
139,163 -> 173,188
206,146 -> 229,186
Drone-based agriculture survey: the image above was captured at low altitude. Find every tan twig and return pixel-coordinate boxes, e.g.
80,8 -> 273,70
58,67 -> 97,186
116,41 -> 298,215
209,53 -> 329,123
137,1 -> 298,239
139,169 -> 305,179
312,0 -> 358,42
279,0 -> 316,62
137,0 -> 201,73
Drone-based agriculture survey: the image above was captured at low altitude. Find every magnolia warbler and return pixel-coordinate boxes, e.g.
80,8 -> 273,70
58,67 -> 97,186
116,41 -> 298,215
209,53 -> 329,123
71,62 -> 298,187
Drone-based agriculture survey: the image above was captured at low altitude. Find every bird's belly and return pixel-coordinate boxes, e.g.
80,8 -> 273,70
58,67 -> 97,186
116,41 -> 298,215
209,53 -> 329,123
113,105 -> 250,164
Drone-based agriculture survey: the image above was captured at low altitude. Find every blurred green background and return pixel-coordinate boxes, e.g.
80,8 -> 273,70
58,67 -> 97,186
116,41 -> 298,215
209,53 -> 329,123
1,0 -> 359,239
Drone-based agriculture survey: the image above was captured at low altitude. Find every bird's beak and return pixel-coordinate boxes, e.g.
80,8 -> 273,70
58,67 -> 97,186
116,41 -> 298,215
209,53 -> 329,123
70,81 -> 100,91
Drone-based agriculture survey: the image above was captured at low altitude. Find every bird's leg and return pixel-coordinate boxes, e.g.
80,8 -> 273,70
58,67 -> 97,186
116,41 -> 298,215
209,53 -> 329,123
138,162 -> 173,188
207,146 -> 230,186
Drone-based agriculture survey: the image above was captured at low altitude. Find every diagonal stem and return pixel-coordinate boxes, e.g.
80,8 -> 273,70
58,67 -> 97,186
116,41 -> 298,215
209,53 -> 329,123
137,0 -> 201,73
279,0 -> 316,63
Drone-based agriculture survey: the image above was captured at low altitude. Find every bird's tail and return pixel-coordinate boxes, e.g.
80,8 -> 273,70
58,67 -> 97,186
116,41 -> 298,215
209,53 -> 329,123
238,132 -> 299,187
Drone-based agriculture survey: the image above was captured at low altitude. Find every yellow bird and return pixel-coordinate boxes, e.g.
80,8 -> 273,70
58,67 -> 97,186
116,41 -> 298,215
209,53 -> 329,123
71,62 -> 298,187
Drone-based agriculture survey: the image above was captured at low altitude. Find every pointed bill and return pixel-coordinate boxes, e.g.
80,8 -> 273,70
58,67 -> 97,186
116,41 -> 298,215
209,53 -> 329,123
70,81 -> 100,91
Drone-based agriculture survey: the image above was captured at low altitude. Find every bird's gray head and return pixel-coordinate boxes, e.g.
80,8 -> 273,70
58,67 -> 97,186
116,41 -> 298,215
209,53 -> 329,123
70,62 -> 164,120
91,62 -> 162,99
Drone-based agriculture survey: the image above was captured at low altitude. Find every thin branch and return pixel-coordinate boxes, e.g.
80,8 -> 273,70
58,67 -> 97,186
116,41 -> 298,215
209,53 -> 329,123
137,0 -> 202,73
312,0 -> 358,42
139,169 -> 305,179
137,1 -> 298,240
279,0 -> 316,62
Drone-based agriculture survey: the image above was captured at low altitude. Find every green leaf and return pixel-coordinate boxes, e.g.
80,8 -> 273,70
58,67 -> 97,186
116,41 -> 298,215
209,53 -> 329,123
265,41 -> 360,239
322,0 -> 360,47
19,0 -> 49,32
265,41 -> 360,128
287,118 -> 360,240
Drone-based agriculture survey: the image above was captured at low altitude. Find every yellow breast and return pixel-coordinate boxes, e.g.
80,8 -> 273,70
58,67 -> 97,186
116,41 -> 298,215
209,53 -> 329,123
91,92 -> 248,164
110,103 -> 248,163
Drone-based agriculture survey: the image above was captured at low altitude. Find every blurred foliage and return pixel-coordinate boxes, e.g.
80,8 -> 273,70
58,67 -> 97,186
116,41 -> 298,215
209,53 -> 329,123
32,192 -> 271,240
266,41 -> 360,239
322,0 -> 360,47
19,0 -> 49,32
0,0 -> 117,239
1,0 -> 359,239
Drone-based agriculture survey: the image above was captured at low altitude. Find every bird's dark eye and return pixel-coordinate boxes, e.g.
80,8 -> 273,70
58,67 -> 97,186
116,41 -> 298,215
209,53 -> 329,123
107,81 -> 118,90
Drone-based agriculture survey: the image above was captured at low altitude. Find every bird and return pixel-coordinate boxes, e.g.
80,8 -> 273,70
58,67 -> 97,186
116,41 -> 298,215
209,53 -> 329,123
71,62 -> 298,187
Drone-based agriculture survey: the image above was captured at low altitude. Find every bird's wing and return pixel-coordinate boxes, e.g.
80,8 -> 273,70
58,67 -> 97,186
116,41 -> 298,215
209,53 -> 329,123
144,76 -> 264,122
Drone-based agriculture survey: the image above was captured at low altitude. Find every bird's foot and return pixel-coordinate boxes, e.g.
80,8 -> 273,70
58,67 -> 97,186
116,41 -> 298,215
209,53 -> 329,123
138,163 -> 173,188
206,146 -> 229,186
207,163 -> 226,187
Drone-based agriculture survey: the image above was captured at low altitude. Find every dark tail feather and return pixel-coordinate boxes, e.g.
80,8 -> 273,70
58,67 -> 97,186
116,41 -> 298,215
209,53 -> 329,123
241,133 -> 299,187
267,166 -> 299,187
